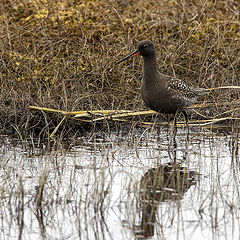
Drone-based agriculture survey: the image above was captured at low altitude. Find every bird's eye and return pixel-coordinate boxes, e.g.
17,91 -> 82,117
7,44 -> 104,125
143,44 -> 148,48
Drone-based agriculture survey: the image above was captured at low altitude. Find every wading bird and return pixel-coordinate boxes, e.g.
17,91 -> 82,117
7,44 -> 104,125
116,40 -> 206,128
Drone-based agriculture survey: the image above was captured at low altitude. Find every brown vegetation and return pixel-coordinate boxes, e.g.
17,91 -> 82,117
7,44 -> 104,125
0,0 -> 240,136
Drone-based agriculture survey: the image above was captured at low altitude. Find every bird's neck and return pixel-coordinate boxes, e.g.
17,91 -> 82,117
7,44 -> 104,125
142,55 -> 158,80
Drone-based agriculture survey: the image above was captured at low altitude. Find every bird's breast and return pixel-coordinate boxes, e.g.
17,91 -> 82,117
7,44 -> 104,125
141,82 -> 184,114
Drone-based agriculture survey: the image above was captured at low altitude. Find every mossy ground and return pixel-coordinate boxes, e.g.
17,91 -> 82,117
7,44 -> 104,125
0,0 -> 240,137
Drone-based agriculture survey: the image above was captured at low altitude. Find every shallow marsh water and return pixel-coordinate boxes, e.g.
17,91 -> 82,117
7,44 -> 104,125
0,126 -> 240,240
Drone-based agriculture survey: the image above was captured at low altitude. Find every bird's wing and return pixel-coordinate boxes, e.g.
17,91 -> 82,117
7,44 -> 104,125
166,77 -> 195,99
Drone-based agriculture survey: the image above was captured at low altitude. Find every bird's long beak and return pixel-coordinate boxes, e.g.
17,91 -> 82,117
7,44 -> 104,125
116,50 -> 140,65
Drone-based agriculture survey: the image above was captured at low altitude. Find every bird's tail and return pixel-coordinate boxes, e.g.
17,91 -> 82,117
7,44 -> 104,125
193,88 -> 208,97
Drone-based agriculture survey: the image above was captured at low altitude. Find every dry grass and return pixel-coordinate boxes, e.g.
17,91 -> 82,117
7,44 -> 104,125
0,0 -> 240,136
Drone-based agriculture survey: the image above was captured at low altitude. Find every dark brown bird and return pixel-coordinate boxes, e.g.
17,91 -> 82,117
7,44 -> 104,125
116,40 -> 206,125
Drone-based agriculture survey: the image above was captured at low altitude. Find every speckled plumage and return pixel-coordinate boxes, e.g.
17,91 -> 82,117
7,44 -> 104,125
117,40 -> 207,123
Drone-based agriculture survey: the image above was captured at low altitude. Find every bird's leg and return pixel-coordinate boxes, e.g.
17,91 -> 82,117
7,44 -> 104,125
174,107 -> 181,127
182,110 -> 188,125
174,113 -> 177,128
166,114 -> 172,136
182,110 -> 189,140
173,110 -> 179,137
168,111 -> 178,159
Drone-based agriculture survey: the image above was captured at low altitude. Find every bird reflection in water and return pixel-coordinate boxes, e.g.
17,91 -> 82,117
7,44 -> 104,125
135,163 -> 197,239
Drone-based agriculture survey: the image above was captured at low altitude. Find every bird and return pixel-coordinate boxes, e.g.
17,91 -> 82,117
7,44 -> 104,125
116,40 -> 207,127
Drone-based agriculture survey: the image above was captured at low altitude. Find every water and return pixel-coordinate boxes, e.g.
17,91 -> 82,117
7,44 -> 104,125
0,126 -> 239,240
